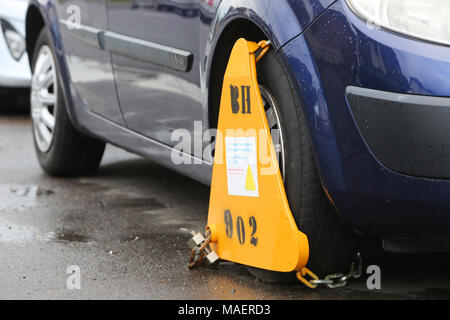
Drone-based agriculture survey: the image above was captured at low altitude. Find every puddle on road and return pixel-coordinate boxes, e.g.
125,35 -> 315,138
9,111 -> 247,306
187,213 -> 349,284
0,219 -> 40,243
0,217 -> 90,244
0,185 -> 55,211
102,197 -> 166,210
47,230 -> 90,243
10,185 -> 54,199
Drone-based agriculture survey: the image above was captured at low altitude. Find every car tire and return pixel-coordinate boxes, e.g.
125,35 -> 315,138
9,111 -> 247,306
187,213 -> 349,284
30,28 -> 105,177
248,50 -> 359,282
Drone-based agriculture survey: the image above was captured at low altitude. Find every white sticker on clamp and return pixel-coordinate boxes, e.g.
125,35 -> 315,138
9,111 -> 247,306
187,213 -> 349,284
225,136 -> 259,197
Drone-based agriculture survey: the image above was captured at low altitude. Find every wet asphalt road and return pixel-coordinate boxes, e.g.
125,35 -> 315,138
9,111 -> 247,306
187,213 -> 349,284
1,113 -> 450,300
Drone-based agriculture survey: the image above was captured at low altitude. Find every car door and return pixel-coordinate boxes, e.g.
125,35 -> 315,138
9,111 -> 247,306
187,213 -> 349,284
57,0 -> 125,125
106,0 -> 203,150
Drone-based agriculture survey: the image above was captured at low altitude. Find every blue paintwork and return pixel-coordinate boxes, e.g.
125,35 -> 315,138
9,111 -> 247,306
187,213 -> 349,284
25,0 -> 450,239
282,0 -> 450,238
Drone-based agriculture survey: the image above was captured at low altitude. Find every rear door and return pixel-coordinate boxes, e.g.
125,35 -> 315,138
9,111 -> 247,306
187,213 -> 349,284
57,0 -> 125,125
107,0 -> 203,148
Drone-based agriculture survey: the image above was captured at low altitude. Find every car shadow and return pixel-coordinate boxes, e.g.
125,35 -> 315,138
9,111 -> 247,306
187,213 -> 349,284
0,88 -> 30,115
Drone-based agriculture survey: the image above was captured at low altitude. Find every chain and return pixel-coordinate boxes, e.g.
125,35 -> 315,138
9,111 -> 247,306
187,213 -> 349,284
188,230 -> 213,269
297,252 -> 362,289
255,40 -> 271,62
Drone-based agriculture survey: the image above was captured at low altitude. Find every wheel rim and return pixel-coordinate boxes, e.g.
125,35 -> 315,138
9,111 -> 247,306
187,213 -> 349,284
260,85 -> 286,181
31,45 -> 57,153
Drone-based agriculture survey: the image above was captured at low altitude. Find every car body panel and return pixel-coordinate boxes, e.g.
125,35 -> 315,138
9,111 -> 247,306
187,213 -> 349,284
282,0 -> 450,238
107,0 -> 203,147
56,0 -> 125,125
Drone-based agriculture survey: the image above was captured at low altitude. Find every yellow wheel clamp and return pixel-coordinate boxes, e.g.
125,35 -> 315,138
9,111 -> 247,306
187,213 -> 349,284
190,38 -> 319,288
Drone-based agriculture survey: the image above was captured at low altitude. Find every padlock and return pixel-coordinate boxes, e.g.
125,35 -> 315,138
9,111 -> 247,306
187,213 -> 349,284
204,250 -> 219,266
188,231 -> 220,267
187,231 -> 206,250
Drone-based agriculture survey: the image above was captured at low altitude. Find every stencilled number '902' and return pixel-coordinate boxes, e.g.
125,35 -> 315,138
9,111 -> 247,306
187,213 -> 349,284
224,210 -> 258,247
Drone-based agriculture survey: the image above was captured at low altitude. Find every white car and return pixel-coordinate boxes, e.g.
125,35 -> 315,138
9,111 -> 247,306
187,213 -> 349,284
0,0 -> 31,106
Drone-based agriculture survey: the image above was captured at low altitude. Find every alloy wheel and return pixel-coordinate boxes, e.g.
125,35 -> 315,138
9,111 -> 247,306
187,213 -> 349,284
31,45 -> 57,153
260,85 -> 286,181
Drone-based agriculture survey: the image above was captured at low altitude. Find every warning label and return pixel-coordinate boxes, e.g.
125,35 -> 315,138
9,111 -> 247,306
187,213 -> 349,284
225,137 -> 259,197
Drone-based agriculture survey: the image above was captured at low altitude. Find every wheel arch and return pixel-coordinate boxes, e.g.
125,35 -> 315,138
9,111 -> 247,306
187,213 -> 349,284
206,18 -> 267,130
203,0 -> 300,131
204,2 -> 297,130
203,0 -> 337,130
25,4 -> 45,67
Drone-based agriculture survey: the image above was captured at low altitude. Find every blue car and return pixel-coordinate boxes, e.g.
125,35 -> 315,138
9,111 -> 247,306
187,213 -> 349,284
24,0 -> 450,280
